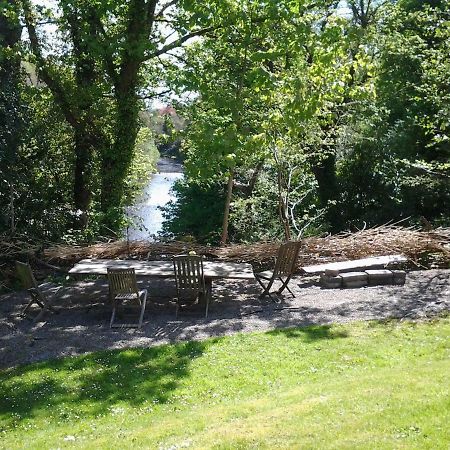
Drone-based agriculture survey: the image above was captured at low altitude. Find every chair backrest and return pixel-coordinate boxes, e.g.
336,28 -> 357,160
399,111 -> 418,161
173,255 -> 205,298
273,241 -> 302,277
15,261 -> 38,290
107,268 -> 139,297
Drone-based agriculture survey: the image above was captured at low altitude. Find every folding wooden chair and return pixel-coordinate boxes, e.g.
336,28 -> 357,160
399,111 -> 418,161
107,268 -> 147,328
15,261 -> 60,321
255,241 -> 302,302
173,255 -> 212,319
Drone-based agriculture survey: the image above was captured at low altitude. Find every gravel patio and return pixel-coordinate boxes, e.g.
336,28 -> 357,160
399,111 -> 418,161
1,269 -> 449,369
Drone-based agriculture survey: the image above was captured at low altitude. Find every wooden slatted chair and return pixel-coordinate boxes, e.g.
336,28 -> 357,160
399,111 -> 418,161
255,241 -> 302,302
107,268 -> 148,329
15,261 -> 59,321
173,255 -> 212,319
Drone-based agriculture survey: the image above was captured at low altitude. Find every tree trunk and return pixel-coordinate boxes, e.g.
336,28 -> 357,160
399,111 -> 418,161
220,170 -> 234,246
73,130 -> 94,228
276,165 -> 291,241
66,6 -> 102,229
311,152 -> 341,231
247,160 -> 264,196
100,89 -> 140,230
9,182 -> 15,234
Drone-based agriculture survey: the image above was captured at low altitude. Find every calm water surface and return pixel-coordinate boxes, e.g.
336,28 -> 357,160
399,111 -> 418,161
126,157 -> 183,240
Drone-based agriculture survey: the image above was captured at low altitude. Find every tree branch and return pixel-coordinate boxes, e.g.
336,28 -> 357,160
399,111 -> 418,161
87,13 -> 120,88
165,51 -> 189,65
147,0 -> 159,20
148,26 -> 215,59
155,0 -> 178,18
117,0 -> 158,95
21,0 -> 80,128
400,160 -> 450,179
139,88 -> 172,99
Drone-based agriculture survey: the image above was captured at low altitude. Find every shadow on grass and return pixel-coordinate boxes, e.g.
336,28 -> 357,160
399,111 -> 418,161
267,324 -> 349,342
0,338 -> 220,429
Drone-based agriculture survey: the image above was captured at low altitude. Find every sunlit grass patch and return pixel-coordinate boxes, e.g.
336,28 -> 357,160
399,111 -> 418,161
1,318 -> 449,448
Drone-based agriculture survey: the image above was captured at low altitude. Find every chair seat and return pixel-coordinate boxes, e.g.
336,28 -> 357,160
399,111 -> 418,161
114,290 -> 147,302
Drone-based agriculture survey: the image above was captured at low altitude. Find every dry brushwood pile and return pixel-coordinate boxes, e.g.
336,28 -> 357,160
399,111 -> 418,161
42,225 -> 450,271
0,235 -> 46,290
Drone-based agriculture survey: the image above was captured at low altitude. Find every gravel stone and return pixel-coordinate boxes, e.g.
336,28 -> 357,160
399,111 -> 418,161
0,269 -> 449,369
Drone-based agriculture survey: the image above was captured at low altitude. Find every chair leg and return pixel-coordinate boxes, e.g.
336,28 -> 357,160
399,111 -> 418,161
255,275 -> 269,295
204,282 -> 213,319
256,276 -> 278,302
110,306 -> 117,328
284,284 -> 295,297
204,287 -> 211,319
138,292 -> 147,329
21,299 -> 36,316
22,290 -> 57,321
277,276 -> 295,297
34,306 -> 51,323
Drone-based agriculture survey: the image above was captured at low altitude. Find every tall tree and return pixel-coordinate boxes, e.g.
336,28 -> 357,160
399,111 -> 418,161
21,0 -> 214,231
170,0 -> 287,244
0,0 -> 23,233
375,0 -> 450,219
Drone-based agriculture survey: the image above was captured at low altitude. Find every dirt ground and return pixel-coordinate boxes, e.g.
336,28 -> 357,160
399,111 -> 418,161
1,269 -> 449,369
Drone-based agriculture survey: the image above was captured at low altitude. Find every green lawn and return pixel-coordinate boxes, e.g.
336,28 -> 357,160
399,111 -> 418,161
1,318 -> 449,449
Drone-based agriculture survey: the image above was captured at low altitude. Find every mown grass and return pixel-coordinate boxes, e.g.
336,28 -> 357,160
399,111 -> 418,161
1,318 -> 449,449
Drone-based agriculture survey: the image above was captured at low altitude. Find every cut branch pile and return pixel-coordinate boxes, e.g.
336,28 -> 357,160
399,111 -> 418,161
218,225 -> 450,269
43,225 -> 450,270
44,240 -> 218,264
0,235 -> 46,291
0,238 -> 42,260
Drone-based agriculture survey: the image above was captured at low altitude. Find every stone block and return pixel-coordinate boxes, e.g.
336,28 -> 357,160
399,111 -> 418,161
320,274 -> 342,288
365,269 -> 394,286
392,270 -> 406,285
324,269 -> 340,277
340,271 -> 368,288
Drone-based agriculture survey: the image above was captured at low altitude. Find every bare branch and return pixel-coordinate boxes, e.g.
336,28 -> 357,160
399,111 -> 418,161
296,209 -> 327,239
164,51 -> 189,65
155,0 -> 179,18
159,28 -> 178,44
148,26 -> 215,59
154,18 -> 176,24
139,89 -> 172,100
400,160 -> 450,179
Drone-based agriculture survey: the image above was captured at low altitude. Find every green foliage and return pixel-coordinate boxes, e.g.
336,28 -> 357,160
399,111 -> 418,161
0,85 -> 159,242
229,172 -> 283,242
163,0 -> 342,241
0,81 -> 76,239
161,179 -> 225,244
0,318 -> 449,447
123,127 -> 159,205
2,0 -> 449,243
336,0 -> 450,228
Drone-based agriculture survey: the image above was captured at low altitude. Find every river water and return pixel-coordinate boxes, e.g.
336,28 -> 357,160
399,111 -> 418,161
125,157 -> 183,241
